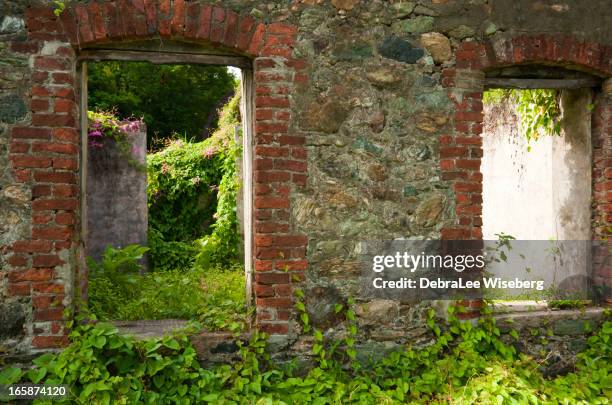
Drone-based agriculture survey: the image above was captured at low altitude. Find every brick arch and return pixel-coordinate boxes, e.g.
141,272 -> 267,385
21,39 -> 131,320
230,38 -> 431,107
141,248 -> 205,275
441,34 -> 611,242
441,34 -> 612,313
8,1 -> 308,349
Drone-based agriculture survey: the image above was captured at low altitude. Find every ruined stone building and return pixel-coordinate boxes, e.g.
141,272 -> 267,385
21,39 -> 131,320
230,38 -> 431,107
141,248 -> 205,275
0,0 -> 610,361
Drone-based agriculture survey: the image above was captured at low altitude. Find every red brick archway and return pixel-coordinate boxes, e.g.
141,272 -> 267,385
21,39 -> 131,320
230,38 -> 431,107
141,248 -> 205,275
440,35 -> 612,308
8,1 -> 307,348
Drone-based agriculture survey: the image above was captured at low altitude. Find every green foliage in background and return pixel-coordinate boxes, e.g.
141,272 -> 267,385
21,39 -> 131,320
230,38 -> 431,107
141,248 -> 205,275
2,306 -> 610,404
483,89 -> 562,149
88,61 -> 236,148
147,92 -> 242,271
87,245 -> 246,329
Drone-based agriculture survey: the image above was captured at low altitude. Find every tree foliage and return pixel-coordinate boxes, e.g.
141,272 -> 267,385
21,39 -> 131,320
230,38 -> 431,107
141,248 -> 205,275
483,89 -> 562,150
88,61 -> 237,149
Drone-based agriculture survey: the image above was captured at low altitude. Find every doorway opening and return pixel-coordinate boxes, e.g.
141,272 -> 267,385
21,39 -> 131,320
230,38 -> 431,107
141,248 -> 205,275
481,67 -> 601,308
78,46 -> 254,335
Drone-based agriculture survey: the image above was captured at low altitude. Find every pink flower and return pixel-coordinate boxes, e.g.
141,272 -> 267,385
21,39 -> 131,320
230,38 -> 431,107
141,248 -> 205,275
203,147 -> 217,158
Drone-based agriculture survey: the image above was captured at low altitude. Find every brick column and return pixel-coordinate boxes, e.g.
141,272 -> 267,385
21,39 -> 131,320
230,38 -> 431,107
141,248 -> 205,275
592,78 -> 612,303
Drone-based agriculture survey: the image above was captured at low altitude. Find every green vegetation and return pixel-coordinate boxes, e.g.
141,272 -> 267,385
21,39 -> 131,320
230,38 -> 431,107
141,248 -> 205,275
146,91 -> 242,271
88,61 -> 236,148
483,89 -> 562,149
1,305 -> 610,404
88,245 -> 246,330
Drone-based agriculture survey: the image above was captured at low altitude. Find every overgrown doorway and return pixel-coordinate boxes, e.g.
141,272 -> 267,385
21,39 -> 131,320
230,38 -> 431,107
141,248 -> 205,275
78,47 -> 254,333
481,70 -> 601,305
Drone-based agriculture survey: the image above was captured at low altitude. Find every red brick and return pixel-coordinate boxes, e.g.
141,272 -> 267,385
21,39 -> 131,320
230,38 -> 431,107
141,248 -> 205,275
254,259 -> 273,271
255,96 -> 291,108
258,322 -> 288,334
88,2 -> 107,40
33,254 -> 63,267
454,182 -> 482,193
237,15 -> 256,50
256,297 -> 292,308
456,204 -> 482,215
267,23 -> 297,36
142,0 -> 158,34
34,308 -> 64,321
32,198 -> 77,211
291,148 -> 307,159
441,228 -> 470,240
32,114 -> 75,127
256,247 -> 292,260
274,284 -> 293,297
33,171 -> 76,184
254,272 -> 290,285
273,235 -> 308,247
13,240 -> 52,253
32,282 -> 64,294
255,146 -> 289,157
275,260 -> 308,271
9,268 -> 54,282
255,171 -> 291,183
254,283 -> 275,297
53,128 -> 78,143
248,23 -> 266,55
32,142 -> 78,155
440,147 -> 469,158
292,173 -> 307,186
8,283 -> 31,296
74,4 -> 94,43
33,295 -> 64,309
53,157 -> 78,170
277,136 -> 304,147
31,99 -> 50,112
183,2 -> 200,38
8,254 -> 28,267
220,10 -> 238,47
455,159 -> 481,170
11,156 -> 52,168
274,159 -> 307,172
11,41 -> 41,54
56,212 -> 76,225
255,197 -> 289,209
210,7 -> 225,42
9,142 -> 30,153
12,127 -> 51,140
32,185 -> 52,197
170,0 -> 185,35
195,4 -> 212,39
32,335 -> 69,349
54,99 -> 75,113
52,186 -> 77,198
256,122 -> 288,134
33,213 -> 52,224
32,226 -> 73,240
255,108 -> 274,121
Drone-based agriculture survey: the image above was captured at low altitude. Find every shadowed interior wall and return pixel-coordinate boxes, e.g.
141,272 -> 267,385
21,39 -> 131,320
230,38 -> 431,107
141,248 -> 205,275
86,127 -> 147,263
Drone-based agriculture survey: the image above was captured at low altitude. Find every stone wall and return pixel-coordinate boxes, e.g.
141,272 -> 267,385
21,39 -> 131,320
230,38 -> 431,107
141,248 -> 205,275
0,0 -> 610,359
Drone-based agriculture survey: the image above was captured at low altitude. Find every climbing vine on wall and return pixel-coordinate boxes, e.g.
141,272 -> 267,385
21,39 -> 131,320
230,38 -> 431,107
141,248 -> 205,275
483,89 -> 562,149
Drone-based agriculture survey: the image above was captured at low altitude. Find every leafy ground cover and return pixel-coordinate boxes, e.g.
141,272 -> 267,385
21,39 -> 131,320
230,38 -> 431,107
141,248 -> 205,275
0,307 -> 609,404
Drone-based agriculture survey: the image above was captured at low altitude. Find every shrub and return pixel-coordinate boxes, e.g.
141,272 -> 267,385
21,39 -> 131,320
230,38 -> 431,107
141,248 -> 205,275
147,91 -> 242,269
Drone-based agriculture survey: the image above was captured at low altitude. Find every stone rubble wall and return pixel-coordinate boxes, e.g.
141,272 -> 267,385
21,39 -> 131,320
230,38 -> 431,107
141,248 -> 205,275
0,0 -> 610,359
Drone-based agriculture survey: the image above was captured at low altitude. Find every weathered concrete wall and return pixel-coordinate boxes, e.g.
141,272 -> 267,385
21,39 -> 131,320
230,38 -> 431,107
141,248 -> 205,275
86,128 -> 147,263
0,0 -> 610,359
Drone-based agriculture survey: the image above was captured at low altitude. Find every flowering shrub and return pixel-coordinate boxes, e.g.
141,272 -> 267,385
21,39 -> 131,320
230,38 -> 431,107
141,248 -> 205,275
147,92 -> 242,270
87,110 -> 144,168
